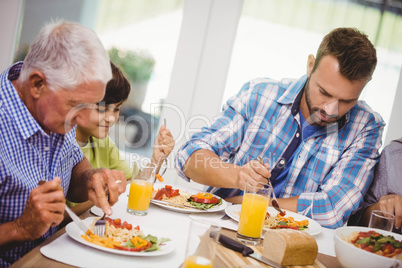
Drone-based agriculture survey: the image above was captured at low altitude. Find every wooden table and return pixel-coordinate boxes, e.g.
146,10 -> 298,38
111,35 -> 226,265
11,209 -> 341,268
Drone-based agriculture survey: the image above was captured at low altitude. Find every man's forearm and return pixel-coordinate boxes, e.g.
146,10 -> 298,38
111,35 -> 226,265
276,196 -> 299,213
183,149 -> 241,189
360,202 -> 379,226
66,157 -> 94,202
0,221 -> 25,253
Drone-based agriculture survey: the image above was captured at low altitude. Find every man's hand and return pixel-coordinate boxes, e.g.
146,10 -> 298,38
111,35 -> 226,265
237,160 -> 271,190
86,169 -> 127,215
377,194 -> 402,229
14,177 -> 65,241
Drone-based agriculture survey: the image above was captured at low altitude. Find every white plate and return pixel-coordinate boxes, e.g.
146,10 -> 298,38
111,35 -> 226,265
65,217 -> 174,256
225,204 -> 322,236
150,183 -> 228,213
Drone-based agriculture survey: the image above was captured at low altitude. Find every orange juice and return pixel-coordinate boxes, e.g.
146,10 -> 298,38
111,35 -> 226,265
184,255 -> 213,268
127,180 -> 153,211
238,193 -> 269,238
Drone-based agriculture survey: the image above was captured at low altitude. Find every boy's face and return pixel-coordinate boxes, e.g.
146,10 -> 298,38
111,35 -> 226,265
83,102 -> 123,139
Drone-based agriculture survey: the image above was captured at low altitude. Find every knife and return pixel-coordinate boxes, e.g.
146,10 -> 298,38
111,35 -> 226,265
65,204 -> 92,235
210,232 -> 285,268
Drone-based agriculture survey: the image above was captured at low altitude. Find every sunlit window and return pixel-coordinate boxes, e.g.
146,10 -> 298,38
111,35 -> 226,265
15,0 -> 184,158
223,0 -> 402,142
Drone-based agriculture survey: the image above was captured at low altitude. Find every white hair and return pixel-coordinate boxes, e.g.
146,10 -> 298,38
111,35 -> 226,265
19,20 -> 112,90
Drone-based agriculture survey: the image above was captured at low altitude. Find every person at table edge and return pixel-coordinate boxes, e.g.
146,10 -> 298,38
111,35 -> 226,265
0,21 -> 127,266
175,27 -> 385,229
348,138 -> 402,233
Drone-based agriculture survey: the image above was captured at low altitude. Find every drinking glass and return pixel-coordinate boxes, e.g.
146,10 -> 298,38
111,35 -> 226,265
236,182 -> 271,245
126,157 -> 157,216
184,220 -> 221,268
369,210 -> 395,231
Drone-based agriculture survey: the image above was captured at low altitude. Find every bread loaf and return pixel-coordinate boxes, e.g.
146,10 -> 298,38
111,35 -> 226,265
262,229 -> 318,266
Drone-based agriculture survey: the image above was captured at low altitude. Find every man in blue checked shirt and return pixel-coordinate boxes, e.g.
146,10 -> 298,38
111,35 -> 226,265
176,27 -> 385,229
0,21 -> 127,266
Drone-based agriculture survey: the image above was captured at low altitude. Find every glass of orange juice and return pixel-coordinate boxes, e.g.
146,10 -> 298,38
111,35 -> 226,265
184,220 -> 221,268
126,157 -> 156,216
236,181 -> 271,245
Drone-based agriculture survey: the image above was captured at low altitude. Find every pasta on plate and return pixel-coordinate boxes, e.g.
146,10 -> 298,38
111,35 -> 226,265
343,230 -> 402,258
82,217 -> 170,252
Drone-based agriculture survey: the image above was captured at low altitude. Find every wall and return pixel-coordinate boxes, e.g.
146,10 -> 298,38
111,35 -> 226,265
385,67 -> 402,145
0,0 -> 23,71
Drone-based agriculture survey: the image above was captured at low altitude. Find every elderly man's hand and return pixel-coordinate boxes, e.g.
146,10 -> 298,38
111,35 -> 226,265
378,194 -> 402,229
237,160 -> 271,190
86,169 -> 127,215
14,177 -> 65,241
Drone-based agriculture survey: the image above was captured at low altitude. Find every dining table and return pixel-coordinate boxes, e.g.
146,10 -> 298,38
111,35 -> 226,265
10,183 -> 342,268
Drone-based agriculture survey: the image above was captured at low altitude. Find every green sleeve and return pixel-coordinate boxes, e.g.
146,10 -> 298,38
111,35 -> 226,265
106,137 -> 133,180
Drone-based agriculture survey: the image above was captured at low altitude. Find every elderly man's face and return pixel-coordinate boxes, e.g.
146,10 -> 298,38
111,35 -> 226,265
35,81 -> 106,134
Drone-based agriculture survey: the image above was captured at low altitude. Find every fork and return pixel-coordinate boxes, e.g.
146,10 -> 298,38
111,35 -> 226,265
257,156 -> 286,216
94,213 -> 106,237
154,118 -> 168,182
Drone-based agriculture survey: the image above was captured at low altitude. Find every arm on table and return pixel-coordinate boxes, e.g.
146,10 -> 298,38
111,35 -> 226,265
184,150 -> 298,210
359,194 -> 402,229
183,149 -> 271,191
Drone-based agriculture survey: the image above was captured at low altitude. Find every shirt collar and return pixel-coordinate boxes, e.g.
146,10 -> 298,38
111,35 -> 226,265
277,75 -> 307,117
1,62 -> 45,139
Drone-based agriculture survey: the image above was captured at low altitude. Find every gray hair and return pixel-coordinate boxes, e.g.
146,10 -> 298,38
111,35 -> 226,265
19,20 -> 112,90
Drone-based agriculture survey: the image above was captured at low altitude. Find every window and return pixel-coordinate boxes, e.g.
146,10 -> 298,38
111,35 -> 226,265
15,0 -> 184,157
223,0 -> 402,142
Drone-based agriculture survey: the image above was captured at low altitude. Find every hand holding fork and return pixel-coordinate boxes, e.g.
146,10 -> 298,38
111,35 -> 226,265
257,156 -> 286,216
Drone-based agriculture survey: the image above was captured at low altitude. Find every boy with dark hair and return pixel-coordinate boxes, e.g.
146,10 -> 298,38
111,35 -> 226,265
68,62 -> 174,209
76,62 -> 173,179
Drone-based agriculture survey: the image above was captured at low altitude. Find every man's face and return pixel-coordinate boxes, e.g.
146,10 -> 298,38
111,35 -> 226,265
35,80 -> 106,134
301,55 -> 368,127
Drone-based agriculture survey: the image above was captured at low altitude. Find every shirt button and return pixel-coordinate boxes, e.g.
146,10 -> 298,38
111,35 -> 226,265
44,147 -> 50,151
280,159 -> 285,165
296,133 -> 300,138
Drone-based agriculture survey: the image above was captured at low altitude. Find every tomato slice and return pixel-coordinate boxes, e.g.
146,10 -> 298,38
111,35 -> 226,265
171,189 -> 180,196
190,196 -> 220,204
122,221 -> 133,230
154,185 -> 180,199
154,188 -> 166,200
194,192 -> 214,199
165,185 -> 172,190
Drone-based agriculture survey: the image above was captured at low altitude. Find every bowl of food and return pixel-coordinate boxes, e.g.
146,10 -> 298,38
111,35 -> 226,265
334,226 -> 402,268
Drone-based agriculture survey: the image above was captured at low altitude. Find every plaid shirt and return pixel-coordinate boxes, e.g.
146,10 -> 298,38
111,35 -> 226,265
176,75 -> 385,228
0,63 -> 83,266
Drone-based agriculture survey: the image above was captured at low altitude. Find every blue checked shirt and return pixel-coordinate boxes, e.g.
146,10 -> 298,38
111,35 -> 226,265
176,75 -> 385,228
0,63 -> 83,266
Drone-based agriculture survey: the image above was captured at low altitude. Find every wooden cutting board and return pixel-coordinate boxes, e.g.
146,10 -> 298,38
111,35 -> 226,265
214,229 -> 327,268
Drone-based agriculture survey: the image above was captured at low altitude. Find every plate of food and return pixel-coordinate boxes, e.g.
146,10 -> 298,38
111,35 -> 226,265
334,226 -> 402,268
225,204 -> 322,236
150,183 -> 228,213
66,217 -> 174,256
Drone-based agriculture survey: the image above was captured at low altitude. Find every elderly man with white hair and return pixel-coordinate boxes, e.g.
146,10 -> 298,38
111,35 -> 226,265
0,21 -> 127,266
